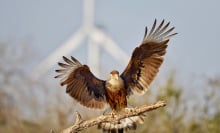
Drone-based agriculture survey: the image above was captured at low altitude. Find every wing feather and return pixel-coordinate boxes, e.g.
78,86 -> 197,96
121,19 -> 177,95
58,62 -> 72,68
155,21 -> 170,37
55,56 -> 107,109
148,19 -> 157,37
152,19 -> 164,37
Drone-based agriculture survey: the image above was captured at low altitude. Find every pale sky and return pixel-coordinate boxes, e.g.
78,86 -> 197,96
0,0 -> 220,83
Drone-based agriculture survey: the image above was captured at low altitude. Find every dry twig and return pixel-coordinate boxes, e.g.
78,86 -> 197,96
60,101 -> 166,133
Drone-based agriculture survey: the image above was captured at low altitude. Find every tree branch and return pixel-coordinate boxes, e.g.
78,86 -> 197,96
60,101 -> 166,133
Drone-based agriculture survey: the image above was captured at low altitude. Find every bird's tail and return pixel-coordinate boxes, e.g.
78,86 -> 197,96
98,114 -> 145,133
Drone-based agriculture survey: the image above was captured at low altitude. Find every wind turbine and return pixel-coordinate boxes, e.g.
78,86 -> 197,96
33,0 -> 129,79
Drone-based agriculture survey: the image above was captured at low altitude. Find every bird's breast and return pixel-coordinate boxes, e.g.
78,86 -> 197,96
105,85 -> 127,111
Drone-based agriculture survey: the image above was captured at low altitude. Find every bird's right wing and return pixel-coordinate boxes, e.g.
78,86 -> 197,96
55,56 -> 107,109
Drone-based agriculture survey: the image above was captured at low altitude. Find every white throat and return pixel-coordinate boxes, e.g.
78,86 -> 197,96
107,77 -> 124,91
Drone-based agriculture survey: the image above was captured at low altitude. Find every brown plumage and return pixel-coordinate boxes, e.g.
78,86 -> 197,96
55,19 -> 177,133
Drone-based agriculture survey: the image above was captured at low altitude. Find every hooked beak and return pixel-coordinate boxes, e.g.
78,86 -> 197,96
114,74 -> 119,80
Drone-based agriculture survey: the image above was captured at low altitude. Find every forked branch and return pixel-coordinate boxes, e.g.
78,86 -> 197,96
60,101 -> 166,133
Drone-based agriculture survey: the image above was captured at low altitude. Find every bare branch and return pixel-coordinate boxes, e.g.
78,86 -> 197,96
60,101 -> 166,133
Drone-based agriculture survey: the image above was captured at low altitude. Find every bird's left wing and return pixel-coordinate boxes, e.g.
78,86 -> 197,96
121,19 -> 177,96
55,56 -> 107,109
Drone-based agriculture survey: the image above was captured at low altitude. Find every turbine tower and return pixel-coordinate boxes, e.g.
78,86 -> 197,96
33,0 -> 129,79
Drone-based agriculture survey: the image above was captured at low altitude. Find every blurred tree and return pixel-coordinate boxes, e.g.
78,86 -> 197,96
0,42 -> 220,133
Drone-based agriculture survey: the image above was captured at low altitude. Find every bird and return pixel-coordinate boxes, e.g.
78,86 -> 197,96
55,19 -> 177,133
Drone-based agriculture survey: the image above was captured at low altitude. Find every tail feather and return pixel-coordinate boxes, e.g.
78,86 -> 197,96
118,129 -> 123,133
98,114 -> 145,133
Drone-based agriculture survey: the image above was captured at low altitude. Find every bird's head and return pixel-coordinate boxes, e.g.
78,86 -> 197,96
107,70 -> 124,90
110,70 -> 119,80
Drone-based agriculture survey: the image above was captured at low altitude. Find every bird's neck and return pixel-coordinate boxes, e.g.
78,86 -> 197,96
106,77 -> 124,92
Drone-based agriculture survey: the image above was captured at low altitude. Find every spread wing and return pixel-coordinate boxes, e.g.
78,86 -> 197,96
55,56 -> 107,109
121,19 -> 177,95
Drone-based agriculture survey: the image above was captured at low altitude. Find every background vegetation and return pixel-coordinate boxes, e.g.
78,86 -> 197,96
0,42 -> 219,133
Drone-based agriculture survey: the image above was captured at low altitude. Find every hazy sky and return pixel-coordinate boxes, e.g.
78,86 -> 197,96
0,0 -> 220,83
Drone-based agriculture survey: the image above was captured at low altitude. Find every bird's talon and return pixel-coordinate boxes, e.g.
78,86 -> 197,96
125,107 -> 136,113
110,111 -> 116,117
